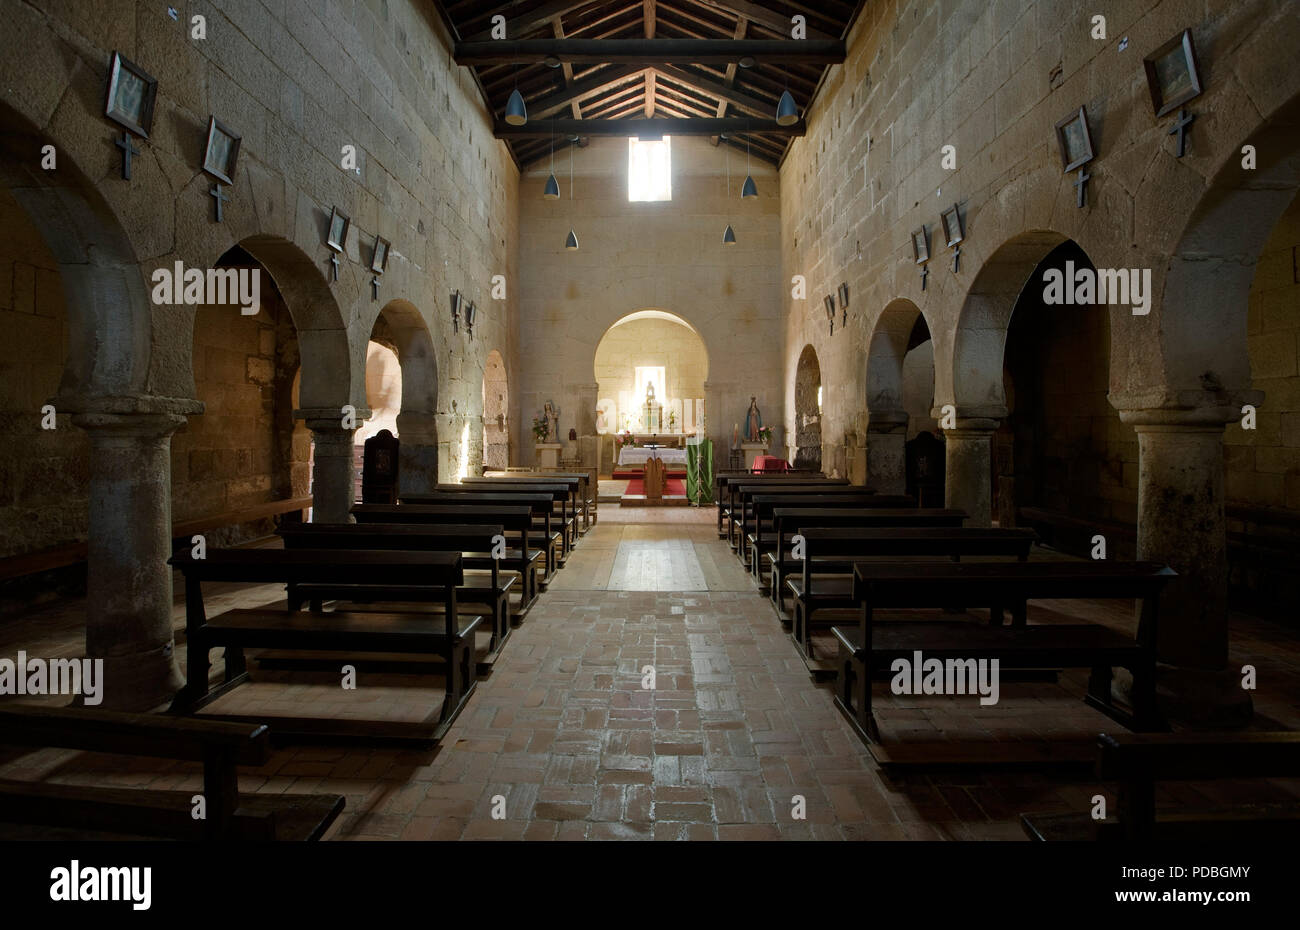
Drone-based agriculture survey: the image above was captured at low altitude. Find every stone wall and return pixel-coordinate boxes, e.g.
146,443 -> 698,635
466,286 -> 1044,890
1228,190 -> 1300,510
517,135 -> 783,464
0,188 -> 86,559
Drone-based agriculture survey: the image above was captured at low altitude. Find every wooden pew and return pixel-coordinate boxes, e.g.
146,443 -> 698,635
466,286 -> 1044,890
401,490 -> 567,570
464,474 -> 592,534
746,492 -> 915,581
786,527 -> 1038,658
278,523 -> 517,657
352,504 -> 541,604
714,471 -> 831,537
833,560 -> 1176,744
0,704 -> 344,840
727,481 -> 860,551
766,508 -> 968,612
168,548 -> 483,746
444,480 -> 581,548
1022,732 -> 1300,842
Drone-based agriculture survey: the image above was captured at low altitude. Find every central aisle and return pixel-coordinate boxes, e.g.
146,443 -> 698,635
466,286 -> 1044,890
387,507 -> 1019,840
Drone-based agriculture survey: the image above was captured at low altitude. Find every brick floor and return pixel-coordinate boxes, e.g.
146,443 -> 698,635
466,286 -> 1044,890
0,508 -> 1298,840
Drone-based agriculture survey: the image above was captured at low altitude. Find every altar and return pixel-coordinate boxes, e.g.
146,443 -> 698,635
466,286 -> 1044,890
617,446 -> 689,467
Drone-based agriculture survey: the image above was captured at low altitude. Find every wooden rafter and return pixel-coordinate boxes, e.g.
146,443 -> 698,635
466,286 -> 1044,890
454,39 -> 847,66
493,117 -> 806,137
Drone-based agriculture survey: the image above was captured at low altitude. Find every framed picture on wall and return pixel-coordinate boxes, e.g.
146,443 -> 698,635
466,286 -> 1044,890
326,206 -> 350,253
104,51 -> 158,137
1054,106 -> 1095,172
911,226 -> 929,264
202,116 -> 242,184
1143,29 -> 1202,118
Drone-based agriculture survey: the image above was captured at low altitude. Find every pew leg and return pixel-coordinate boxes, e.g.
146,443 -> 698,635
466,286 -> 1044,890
1088,664 -> 1113,709
1129,661 -> 1161,731
223,646 -> 247,683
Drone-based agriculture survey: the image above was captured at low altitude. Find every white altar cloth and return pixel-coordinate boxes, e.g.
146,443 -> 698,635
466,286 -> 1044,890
618,447 -> 689,467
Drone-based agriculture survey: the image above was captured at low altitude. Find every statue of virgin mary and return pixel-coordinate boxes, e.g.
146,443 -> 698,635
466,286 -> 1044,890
744,397 -> 762,442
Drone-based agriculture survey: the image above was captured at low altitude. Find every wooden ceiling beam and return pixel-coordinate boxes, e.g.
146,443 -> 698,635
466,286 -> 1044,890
493,116 -> 806,137
654,64 -> 769,118
463,0 -> 605,42
686,0 -> 833,40
454,38 -> 846,66
527,63 -> 646,120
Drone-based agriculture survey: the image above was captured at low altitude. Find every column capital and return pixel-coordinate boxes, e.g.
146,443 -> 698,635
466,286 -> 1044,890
931,404 -> 1008,423
56,391 -> 203,419
1115,397 -> 1262,430
295,406 -> 373,426
865,409 -> 908,432
72,411 -> 188,439
944,418 -> 1002,434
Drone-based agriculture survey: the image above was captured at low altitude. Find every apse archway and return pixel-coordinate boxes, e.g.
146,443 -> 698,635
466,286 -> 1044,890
362,299 -> 439,494
793,345 -> 822,471
593,309 -> 710,437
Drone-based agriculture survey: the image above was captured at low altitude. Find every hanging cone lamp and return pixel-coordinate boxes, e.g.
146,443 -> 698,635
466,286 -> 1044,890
776,89 -> 798,126
741,128 -> 757,198
723,224 -> 737,245
505,88 -> 527,126
722,136 -> 737,244
564,140 -> 578,250
544,121 -> 560,199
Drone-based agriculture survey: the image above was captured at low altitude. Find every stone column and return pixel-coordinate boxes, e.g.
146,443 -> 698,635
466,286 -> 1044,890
1117,404 -> 1253,726
73,411 -> 187,711
864,411 -> 908,494
304,417 -> 358,523
942,417 -> 1000,527
395,412 -> 439,492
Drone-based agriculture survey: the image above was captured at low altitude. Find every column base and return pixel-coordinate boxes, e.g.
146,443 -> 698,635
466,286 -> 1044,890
82,639 -> 186,712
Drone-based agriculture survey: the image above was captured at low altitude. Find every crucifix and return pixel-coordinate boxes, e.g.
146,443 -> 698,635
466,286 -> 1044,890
209,183 -> 230,222
1169,108 -> 1194,158
1073,167 -> 1091,208
328,253 -> 340,282
370,276 -> 380,300
115,131 -> 140,180
920,264 -> 929,291
951,246 -> 961,273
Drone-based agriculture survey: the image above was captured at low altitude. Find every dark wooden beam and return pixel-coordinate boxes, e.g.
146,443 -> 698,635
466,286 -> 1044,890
654,64 -> 769,117
493,116 -> 806,137
455,38 -> 846,66
464,0 -> 606,41
528,63 -> 646,120
687,0 -> 834,40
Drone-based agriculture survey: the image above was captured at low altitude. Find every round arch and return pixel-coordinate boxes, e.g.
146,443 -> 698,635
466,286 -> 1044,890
593,309 -> 710,437
793,344 -> 822,471
483,349 -> 509,471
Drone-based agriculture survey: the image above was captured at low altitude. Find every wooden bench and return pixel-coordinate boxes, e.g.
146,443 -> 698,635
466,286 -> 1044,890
0,704 -> 343,840
786,527 -> 1038,657
727,481 -> 861,551
442,480 -> 581,548
714,472 -> 831,537
464,475 -> 591,533
354,504 -> 543,601
766,508 -> 968,613
833,560 -> 1176,744
168,548 -> 483,746
746,492 -> 915,582
1022,732 -> 1300,841
278,523 -> 517,656
401,491 -> 566,572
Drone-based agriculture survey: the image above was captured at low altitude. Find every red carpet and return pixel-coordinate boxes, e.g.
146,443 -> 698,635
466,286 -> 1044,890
625,477 -> 686,496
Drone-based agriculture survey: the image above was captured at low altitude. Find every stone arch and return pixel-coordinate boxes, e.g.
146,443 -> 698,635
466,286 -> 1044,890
946,230 -> 1071,417
0,101 -> 156,410
591,308 -> 711,446
368,298 -> 439,492
483,349 -> 509,471
864,298 -> 934,493
793,344 -> 822,471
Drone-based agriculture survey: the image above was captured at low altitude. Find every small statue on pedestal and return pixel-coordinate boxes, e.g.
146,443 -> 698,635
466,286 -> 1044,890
744,397 -> 763,443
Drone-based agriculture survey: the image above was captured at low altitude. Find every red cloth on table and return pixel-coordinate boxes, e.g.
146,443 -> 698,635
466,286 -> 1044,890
751,455 -> 789,473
